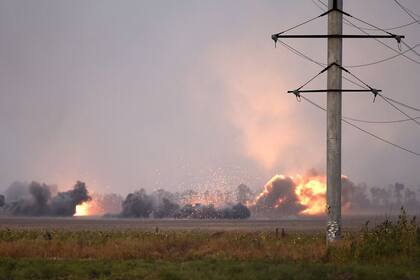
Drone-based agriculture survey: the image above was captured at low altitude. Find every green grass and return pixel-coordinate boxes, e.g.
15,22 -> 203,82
0,258 -> 419,280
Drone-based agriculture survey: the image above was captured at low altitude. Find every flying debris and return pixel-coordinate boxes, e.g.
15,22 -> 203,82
1,172 -> 419,218
120,188 -> 251,219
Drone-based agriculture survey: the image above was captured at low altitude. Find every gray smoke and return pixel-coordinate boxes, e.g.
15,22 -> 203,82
92,193 -> 123,215
342,178 -> 420,215
121,189 -> 154,218
236,184 -> 254,205
0,181 -> 91,216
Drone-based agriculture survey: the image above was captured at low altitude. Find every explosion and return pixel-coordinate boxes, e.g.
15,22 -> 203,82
294,175 -> 326,215
74,202 -> 89,216
73,193 -> 123,217
253,174 -> 326,216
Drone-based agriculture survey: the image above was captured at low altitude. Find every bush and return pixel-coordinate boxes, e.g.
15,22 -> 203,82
351,207 -> 420,262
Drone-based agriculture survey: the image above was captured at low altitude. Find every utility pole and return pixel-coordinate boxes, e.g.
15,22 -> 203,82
271,0 -> 404,245
326,0 -> 343,242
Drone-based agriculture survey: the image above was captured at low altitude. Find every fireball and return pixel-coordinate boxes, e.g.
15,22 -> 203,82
74,202 -> 89,216
253,173 -> 327,216
293,175 -> 326,215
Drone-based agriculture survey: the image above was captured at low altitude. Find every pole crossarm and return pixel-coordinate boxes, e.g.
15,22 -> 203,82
271,4 -> 405,46
287,89 -> 381,102
288,89 -> 382,94
272,34 -> 404,41
288,62 -> 381,101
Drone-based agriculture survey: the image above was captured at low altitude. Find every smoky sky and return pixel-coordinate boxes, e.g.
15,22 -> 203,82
0,0 -> 419,195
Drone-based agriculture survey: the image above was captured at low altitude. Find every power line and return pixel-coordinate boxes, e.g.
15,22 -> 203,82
393,0 -> 420,22
378,94 -> 420,126
279,39 -> 420,68
277,38 -> 420,125
381,95 -> 420,112
278,40 -> 326,66
341,1 -> 420,62
396,1 -> 420,18
401,40 -> 420,58
278,40 -> 420,124
277,40 -> 373,89
274,14 -> 323,37
343,115 -> 420,124
314,0 -> 420,65
315,0 -> 420,31
393,0 -> 420,58
347,13 -> 401,37
345,43 -> 420,67
344,17 -> 420,65
299,94 -> 420,157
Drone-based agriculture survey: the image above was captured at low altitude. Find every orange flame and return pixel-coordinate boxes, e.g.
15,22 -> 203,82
293,175 -> 326,215
74,202 -> 90,216
74,195 -> 119,216
254,174 -> 327,216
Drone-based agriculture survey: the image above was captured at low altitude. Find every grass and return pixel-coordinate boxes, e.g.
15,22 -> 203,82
0,258 -> 420,280
0,209 -> 418,279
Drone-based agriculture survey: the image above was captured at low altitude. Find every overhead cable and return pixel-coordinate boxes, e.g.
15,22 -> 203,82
314,0 -> 420,65
378,94 -> 420,126
380,95 -> 420,113
316,0 -> 420,31
299,94 -> 420,157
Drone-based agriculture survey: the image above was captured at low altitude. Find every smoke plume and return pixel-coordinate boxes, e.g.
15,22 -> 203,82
253,175 -> 305,217
1,172 -> 419,219
0,181 -> 91,216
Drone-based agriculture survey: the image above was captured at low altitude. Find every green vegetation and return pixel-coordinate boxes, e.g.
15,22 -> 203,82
0,209 -> 419,279
0,259 -> 419,280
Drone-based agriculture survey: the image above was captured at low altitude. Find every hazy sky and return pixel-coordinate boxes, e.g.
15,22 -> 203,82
0,0 -> 419,195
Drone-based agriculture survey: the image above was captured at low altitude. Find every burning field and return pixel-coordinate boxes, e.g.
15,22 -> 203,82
1,171 -> 419,219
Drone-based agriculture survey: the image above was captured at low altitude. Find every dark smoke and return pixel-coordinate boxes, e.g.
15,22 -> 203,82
120,188 -> 250,219
50,181 -> 91,216
121,189 -> 154,218
252,176 -> 305,217
0,181 -> 91,217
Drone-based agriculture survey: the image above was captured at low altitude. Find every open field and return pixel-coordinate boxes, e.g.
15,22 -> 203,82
0,216 -> 397,232
0,212 -> 419,279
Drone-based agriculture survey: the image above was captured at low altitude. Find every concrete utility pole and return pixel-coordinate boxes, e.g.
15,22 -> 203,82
271,0 -> 404,246
326,0 -> 343,242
